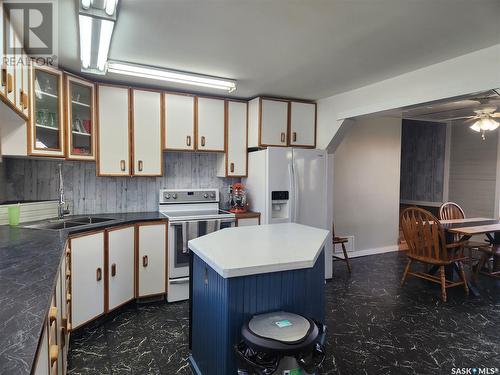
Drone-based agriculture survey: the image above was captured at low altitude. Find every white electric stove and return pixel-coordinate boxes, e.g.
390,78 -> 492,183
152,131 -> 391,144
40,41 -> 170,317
159,189 -> 235,302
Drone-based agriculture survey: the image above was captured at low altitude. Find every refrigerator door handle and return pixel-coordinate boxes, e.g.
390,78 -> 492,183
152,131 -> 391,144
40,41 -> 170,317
288,162 -> 295,222
293,159 -> 299,222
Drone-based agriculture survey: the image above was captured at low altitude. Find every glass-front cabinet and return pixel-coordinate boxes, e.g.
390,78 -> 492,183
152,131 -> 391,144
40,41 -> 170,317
29,66 -> 64,157
66,75 -> 95,160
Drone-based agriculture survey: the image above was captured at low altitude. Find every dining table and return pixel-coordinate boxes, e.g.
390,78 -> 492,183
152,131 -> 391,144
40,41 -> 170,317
437,217 -> 500,295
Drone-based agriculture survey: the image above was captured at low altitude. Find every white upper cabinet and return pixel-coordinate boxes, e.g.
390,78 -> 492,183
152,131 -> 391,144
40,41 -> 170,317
260,98 -> 289,146
21,52 -> 30,117
107,226 -> 135,311
4,17 -> 15,104
97,85 -> 130,176
164,93 -> 195,150
248,97 -> 288,148
218,100 -> 247,177
132,89 -> 162,176
197,97 -> 225,152
289,101 -> 316,147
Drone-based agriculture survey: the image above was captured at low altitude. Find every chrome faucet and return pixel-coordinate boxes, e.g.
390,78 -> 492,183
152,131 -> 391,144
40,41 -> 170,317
58,163 -> 69,219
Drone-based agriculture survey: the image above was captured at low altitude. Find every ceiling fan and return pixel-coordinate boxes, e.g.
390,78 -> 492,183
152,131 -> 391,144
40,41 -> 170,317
453,93 -> 500,140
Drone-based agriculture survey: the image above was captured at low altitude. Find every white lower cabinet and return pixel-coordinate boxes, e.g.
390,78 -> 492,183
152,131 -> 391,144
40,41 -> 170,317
137,223 -> 167,297
107,226 -> 135,311
70,231 -> 105,329
33,321 -> 49,375
237,217 -> 260,226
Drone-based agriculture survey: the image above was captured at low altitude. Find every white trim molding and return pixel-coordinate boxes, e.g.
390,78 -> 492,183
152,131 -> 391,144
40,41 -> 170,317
335,245 -> 400,259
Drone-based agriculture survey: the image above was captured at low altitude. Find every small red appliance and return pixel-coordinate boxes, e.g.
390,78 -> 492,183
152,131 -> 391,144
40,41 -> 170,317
228,183 -> 248,213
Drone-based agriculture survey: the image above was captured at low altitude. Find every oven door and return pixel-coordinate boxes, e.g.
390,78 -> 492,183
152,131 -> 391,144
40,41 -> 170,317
168,218 -> 235,279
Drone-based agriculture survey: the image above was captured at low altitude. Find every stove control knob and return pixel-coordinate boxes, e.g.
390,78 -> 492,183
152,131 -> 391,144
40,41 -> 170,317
210,192 -> 216,198
172,193 -> 177,199
203,193 -> 209,199
164,193 -> 171,199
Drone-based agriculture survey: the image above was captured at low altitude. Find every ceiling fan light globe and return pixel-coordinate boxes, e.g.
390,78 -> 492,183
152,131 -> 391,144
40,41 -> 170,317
488,119 -> 499,131
470,121 -> 481,132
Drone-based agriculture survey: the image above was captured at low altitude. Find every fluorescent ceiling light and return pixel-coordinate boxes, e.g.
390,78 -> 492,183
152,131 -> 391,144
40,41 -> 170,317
96,19 -> 114,72
79,15 -> 92,69
104,0 -> 118,16
107,61 -> 237,92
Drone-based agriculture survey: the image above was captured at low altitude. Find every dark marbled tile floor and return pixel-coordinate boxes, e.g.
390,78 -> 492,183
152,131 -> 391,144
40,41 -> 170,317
68,251 -> 500,375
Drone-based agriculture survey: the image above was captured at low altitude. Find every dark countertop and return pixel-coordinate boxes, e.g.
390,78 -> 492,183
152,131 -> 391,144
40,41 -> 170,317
0,212 -> 165,375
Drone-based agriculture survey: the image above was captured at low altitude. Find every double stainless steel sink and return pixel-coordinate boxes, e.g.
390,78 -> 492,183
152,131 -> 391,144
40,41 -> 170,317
22,216 -> 116,230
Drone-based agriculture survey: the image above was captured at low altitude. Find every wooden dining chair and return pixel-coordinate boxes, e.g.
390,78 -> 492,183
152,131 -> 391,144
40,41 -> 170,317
332,224 -> 352,273
439,201 -> 465,221
400,207 -> 468,302
438,201 -> 490,273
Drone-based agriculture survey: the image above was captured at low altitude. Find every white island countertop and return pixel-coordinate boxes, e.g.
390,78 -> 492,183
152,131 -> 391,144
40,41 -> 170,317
188,223 -> 329,278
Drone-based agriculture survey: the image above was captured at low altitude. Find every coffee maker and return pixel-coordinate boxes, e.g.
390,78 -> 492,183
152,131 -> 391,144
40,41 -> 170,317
228,183 -> 248,213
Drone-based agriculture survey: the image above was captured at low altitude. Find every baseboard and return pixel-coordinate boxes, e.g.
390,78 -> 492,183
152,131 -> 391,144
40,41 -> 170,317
336,245 -> 399,259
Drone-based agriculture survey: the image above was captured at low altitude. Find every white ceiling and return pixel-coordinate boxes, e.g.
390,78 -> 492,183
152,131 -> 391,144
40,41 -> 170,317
364,89 -> 500,122
59,0 -> 500,100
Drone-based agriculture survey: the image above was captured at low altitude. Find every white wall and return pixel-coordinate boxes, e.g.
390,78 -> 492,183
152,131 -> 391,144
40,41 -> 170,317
317,44 -> 500,151
333,117 -> 401,253
448,121 -> 498,218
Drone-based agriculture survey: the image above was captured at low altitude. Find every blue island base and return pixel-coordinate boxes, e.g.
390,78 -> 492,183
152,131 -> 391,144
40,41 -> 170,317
189,250 -> 325,375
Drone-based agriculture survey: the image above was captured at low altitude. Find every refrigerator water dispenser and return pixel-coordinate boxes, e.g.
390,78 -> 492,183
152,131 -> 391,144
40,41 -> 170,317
271,191 -> 289,220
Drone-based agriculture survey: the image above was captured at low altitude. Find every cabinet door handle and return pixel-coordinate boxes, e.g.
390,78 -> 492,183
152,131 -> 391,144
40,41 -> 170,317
230,162 -> 235,173
293,132 -> 297,142
142,255 -> 148,267
186,135 -> 191,147
120,160 -> 126,171
201,136 -> 206,147
111,263 -> 116,277
66,292 -> 71,303
1,67 -> 6,87
96,267 -> 102,281
280,132 -> 286,143
22,92 -> 28,109
7,73 -> 13,93
138,160 -> 143,172
49,345 -> 58,365
48,307 -> 57,324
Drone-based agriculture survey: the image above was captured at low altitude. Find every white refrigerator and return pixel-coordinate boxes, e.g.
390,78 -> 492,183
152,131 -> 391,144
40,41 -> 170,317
243,147 -> 333,279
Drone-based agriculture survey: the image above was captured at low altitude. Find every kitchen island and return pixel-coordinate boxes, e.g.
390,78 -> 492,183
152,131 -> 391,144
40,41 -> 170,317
188,222 -> 329,375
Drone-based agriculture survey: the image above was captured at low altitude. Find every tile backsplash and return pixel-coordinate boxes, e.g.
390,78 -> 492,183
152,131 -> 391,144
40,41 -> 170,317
4,152 -> 239,214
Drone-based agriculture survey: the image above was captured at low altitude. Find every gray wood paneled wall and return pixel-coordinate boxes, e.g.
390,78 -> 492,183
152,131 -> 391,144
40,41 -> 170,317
4,152 -> 239,214
0,160 -> 6,203
400,119 -> 447,203
448,120 -> 498,218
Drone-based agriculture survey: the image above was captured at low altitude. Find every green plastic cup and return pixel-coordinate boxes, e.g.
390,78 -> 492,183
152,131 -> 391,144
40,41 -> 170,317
8,205 -> 20,226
